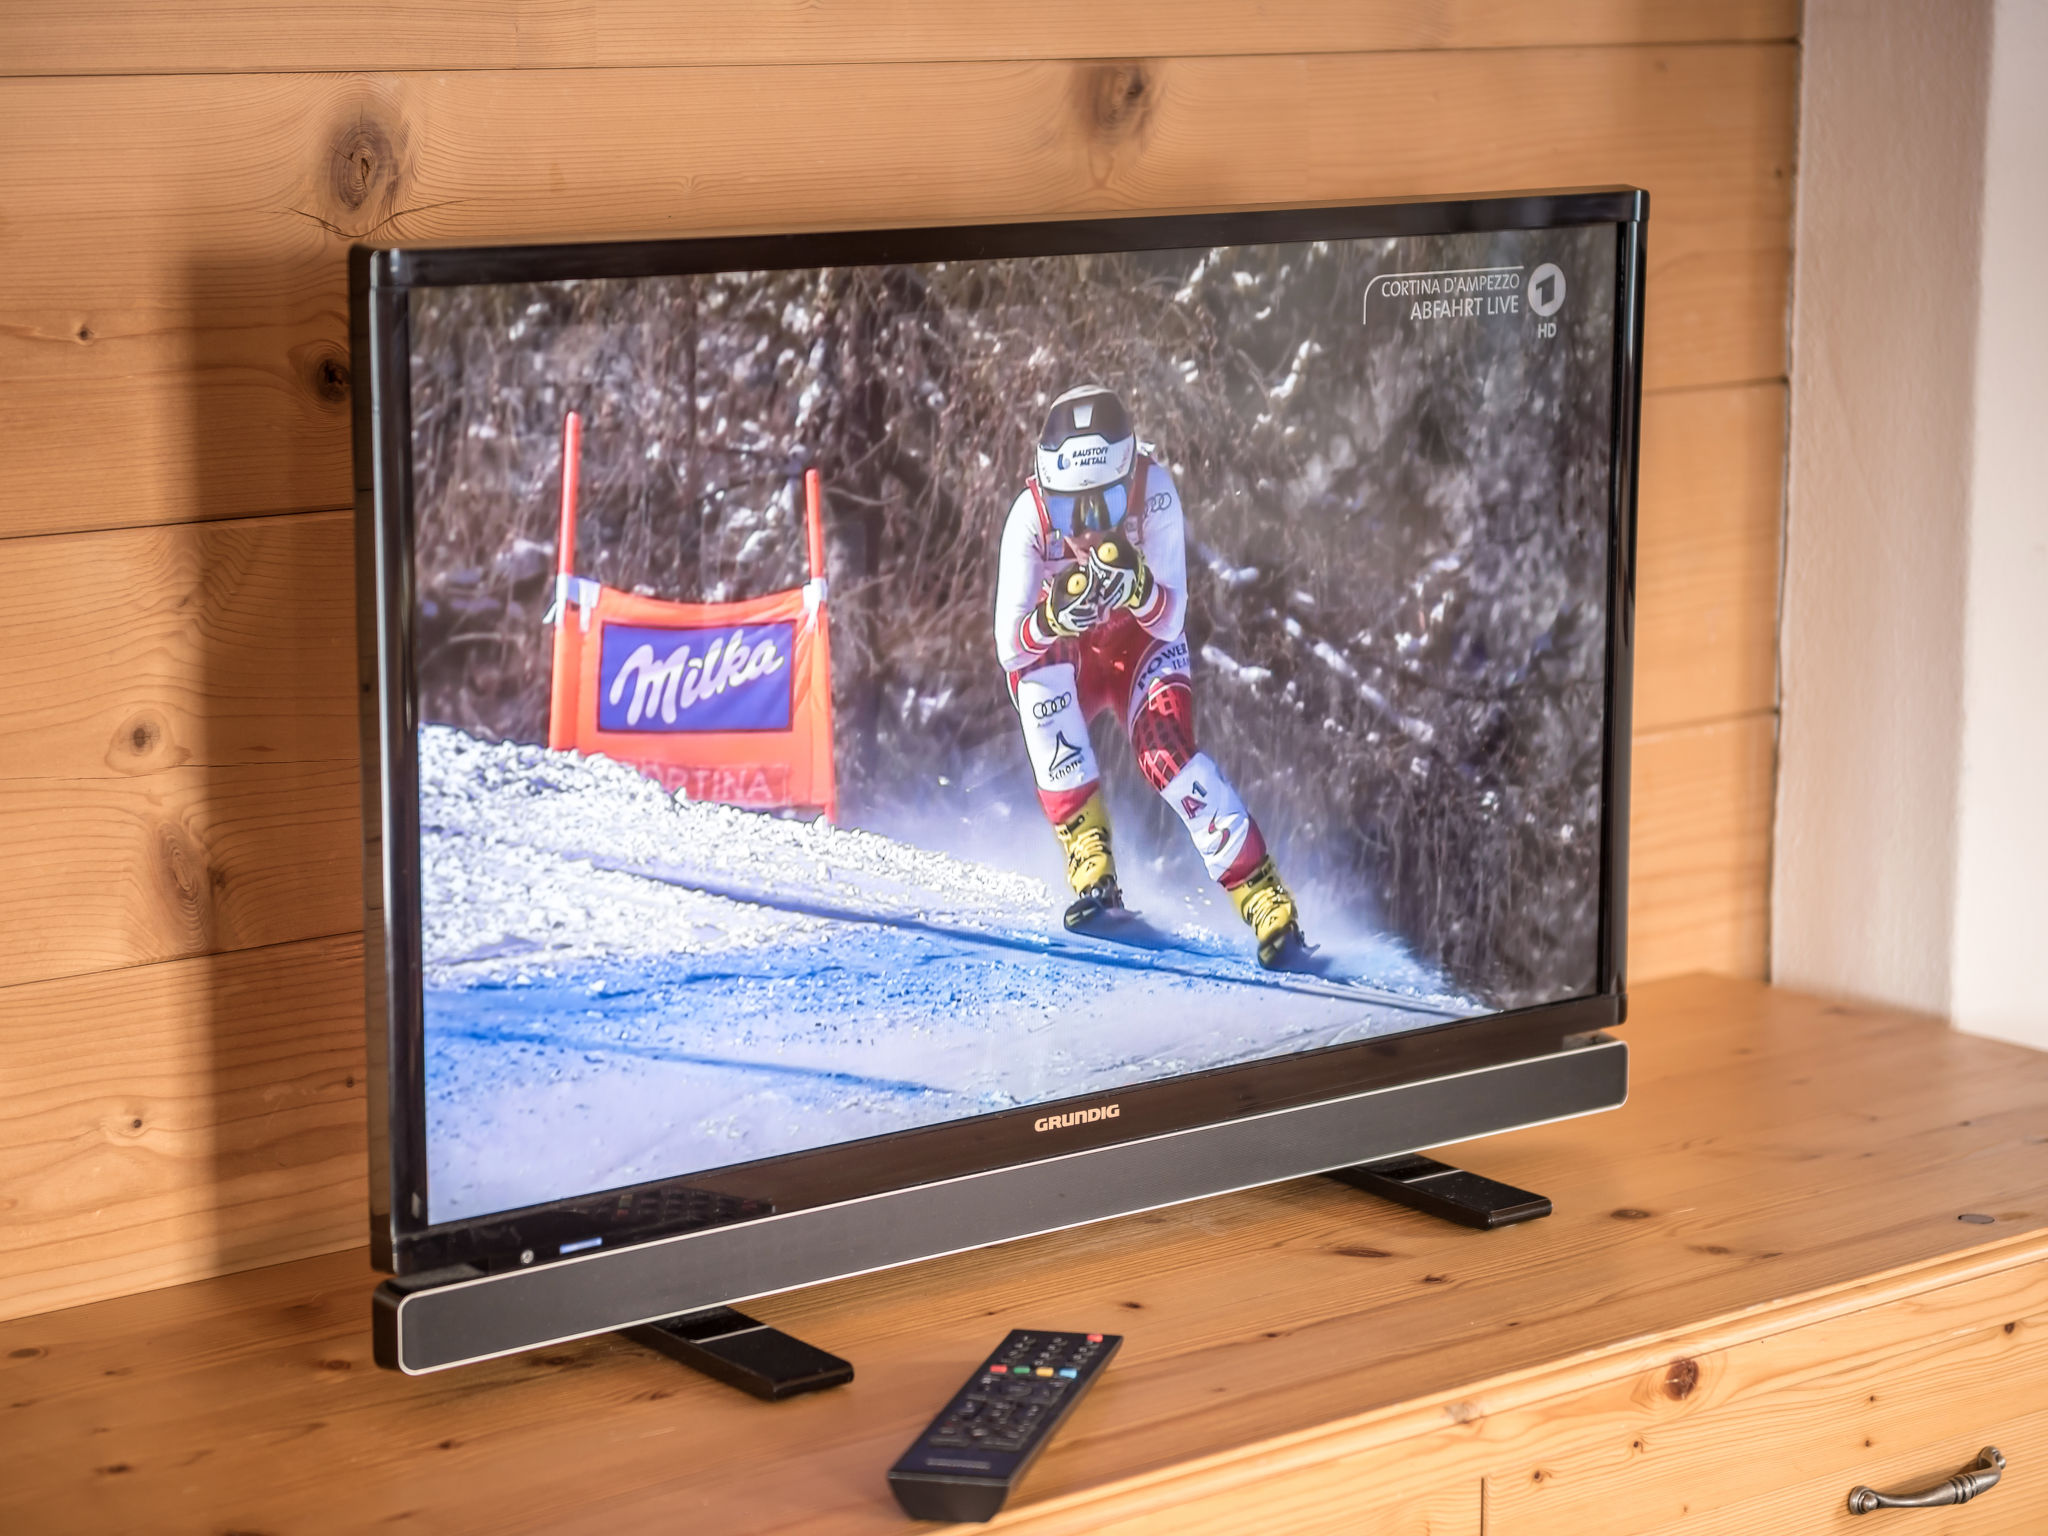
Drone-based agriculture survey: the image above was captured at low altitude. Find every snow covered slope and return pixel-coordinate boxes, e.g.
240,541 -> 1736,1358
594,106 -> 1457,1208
418,726 -> 1473,1224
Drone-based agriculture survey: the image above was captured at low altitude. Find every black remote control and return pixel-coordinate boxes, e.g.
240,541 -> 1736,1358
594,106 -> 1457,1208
888,1330 -> 1121,1523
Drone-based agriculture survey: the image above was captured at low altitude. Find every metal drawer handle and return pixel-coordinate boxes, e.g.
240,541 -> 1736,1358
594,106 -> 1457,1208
1849,1447 -> 2004,1513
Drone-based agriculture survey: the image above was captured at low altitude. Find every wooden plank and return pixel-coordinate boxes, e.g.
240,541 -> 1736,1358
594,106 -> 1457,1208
2,980 -> 2046,1533
1632,1404 -> 2048,1534
0,44 -> 1796,538
1634,383 -> 1784,734
0,511 -> 360,989
1484,1259 -> 2048,1532
1628,712 -> 1776,980
0,761 -> 361,988
1044,1262 -> 2048,1536
0,1 -> 1803,77
1015,1466 -> 1481,1536
1619,976 -> 1951,1088
0,511 -> 356,780
0,934 -> 367,1323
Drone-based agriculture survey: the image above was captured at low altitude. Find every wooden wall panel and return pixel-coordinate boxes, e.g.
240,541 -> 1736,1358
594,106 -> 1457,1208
1629,715 -> 1777,982
0,764 -> 361,988
0,513 -> 359,989
0,511 -> 356,780
0,4 -> 1797,1316
0,934 -> 366,1322
1634,383 -> 1785,734
0,43 -> 1795,538
0,2 -> 1801,76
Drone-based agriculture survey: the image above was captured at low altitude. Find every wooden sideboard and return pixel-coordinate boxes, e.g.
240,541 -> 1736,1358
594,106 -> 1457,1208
6,975 -> 2046,1534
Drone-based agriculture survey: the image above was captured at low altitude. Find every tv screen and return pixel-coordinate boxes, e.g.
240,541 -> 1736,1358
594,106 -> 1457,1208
355,194 -> 1640,1337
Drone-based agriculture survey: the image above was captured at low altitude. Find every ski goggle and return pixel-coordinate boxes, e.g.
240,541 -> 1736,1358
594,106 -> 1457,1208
1042,481 -> 1130,538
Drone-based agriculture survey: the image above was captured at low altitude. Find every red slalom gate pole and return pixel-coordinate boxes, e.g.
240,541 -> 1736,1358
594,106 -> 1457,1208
804,465 -> 826,581
546,411 -> 584,751
802,465 -> 837,822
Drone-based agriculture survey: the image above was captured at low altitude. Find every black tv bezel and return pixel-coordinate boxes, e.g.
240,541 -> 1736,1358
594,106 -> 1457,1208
352,188 -> 1645,1279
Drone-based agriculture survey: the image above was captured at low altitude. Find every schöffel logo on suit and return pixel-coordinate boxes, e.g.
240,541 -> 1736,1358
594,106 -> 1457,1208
599,620 -> 794,732
1033,1103 -> 1120,1132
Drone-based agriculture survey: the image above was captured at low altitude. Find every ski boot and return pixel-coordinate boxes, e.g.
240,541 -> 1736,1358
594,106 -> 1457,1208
1055,790 -> 1124,931
1229,854 -> 1306,969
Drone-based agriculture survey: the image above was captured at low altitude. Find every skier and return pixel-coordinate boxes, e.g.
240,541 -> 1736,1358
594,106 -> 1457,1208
993,384 -> 1306,968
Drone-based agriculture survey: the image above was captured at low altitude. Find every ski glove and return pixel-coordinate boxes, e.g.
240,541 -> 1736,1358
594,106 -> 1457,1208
1031,564 -> 1105,643
1088,536 -> 1155,614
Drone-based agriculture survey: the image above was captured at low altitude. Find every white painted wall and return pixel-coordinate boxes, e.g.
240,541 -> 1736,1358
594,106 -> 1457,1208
1951,0 -> 2048,1047
1777,0 -> 2048,1043
1776,0 -> 1989,1014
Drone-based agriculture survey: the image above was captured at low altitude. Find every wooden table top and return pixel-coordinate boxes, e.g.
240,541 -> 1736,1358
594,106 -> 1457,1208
6,976 -> 2048,1534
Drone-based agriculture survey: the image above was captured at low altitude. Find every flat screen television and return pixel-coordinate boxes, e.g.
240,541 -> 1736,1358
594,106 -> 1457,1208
352,189 -> 1643,1374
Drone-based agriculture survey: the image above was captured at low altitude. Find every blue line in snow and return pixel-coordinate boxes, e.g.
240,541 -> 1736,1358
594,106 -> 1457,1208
430,1020 -> 961,1098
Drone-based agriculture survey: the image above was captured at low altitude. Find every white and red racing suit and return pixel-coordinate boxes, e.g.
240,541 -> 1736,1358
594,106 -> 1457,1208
992,455 -> 1268,890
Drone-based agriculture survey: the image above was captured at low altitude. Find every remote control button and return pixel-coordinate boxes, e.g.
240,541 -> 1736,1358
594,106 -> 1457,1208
1058,1367 -> 1078,1378
989,1364 -> 1007,1374
1034,1366 -> 1055,1378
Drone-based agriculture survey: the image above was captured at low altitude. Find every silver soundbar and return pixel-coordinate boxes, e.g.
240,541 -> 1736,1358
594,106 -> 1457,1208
377,1033 -> 1625,1372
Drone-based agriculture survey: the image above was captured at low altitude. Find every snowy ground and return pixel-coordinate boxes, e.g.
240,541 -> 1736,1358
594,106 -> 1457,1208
418,725 -> 1478,1223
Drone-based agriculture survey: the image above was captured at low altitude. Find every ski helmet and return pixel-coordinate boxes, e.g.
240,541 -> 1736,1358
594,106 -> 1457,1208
1036,386 -> 1136,495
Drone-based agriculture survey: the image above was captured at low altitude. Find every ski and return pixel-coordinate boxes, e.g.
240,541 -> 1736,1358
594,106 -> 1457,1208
1062,881 -> 1126,934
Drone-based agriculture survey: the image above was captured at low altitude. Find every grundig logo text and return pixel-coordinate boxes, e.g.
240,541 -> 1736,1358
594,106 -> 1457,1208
1034,1104 -> 1121,1132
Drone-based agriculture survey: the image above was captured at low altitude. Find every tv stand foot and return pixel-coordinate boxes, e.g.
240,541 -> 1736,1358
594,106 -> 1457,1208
1325,1153 -> 1552,1230
623,1306 -> 853,1400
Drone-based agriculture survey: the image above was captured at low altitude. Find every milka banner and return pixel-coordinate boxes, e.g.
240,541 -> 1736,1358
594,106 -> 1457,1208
598,619 -> 796,734
545,413 -> 838,818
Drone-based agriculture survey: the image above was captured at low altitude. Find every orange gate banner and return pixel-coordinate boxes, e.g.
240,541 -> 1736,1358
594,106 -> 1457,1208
545,412 -> 837,820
